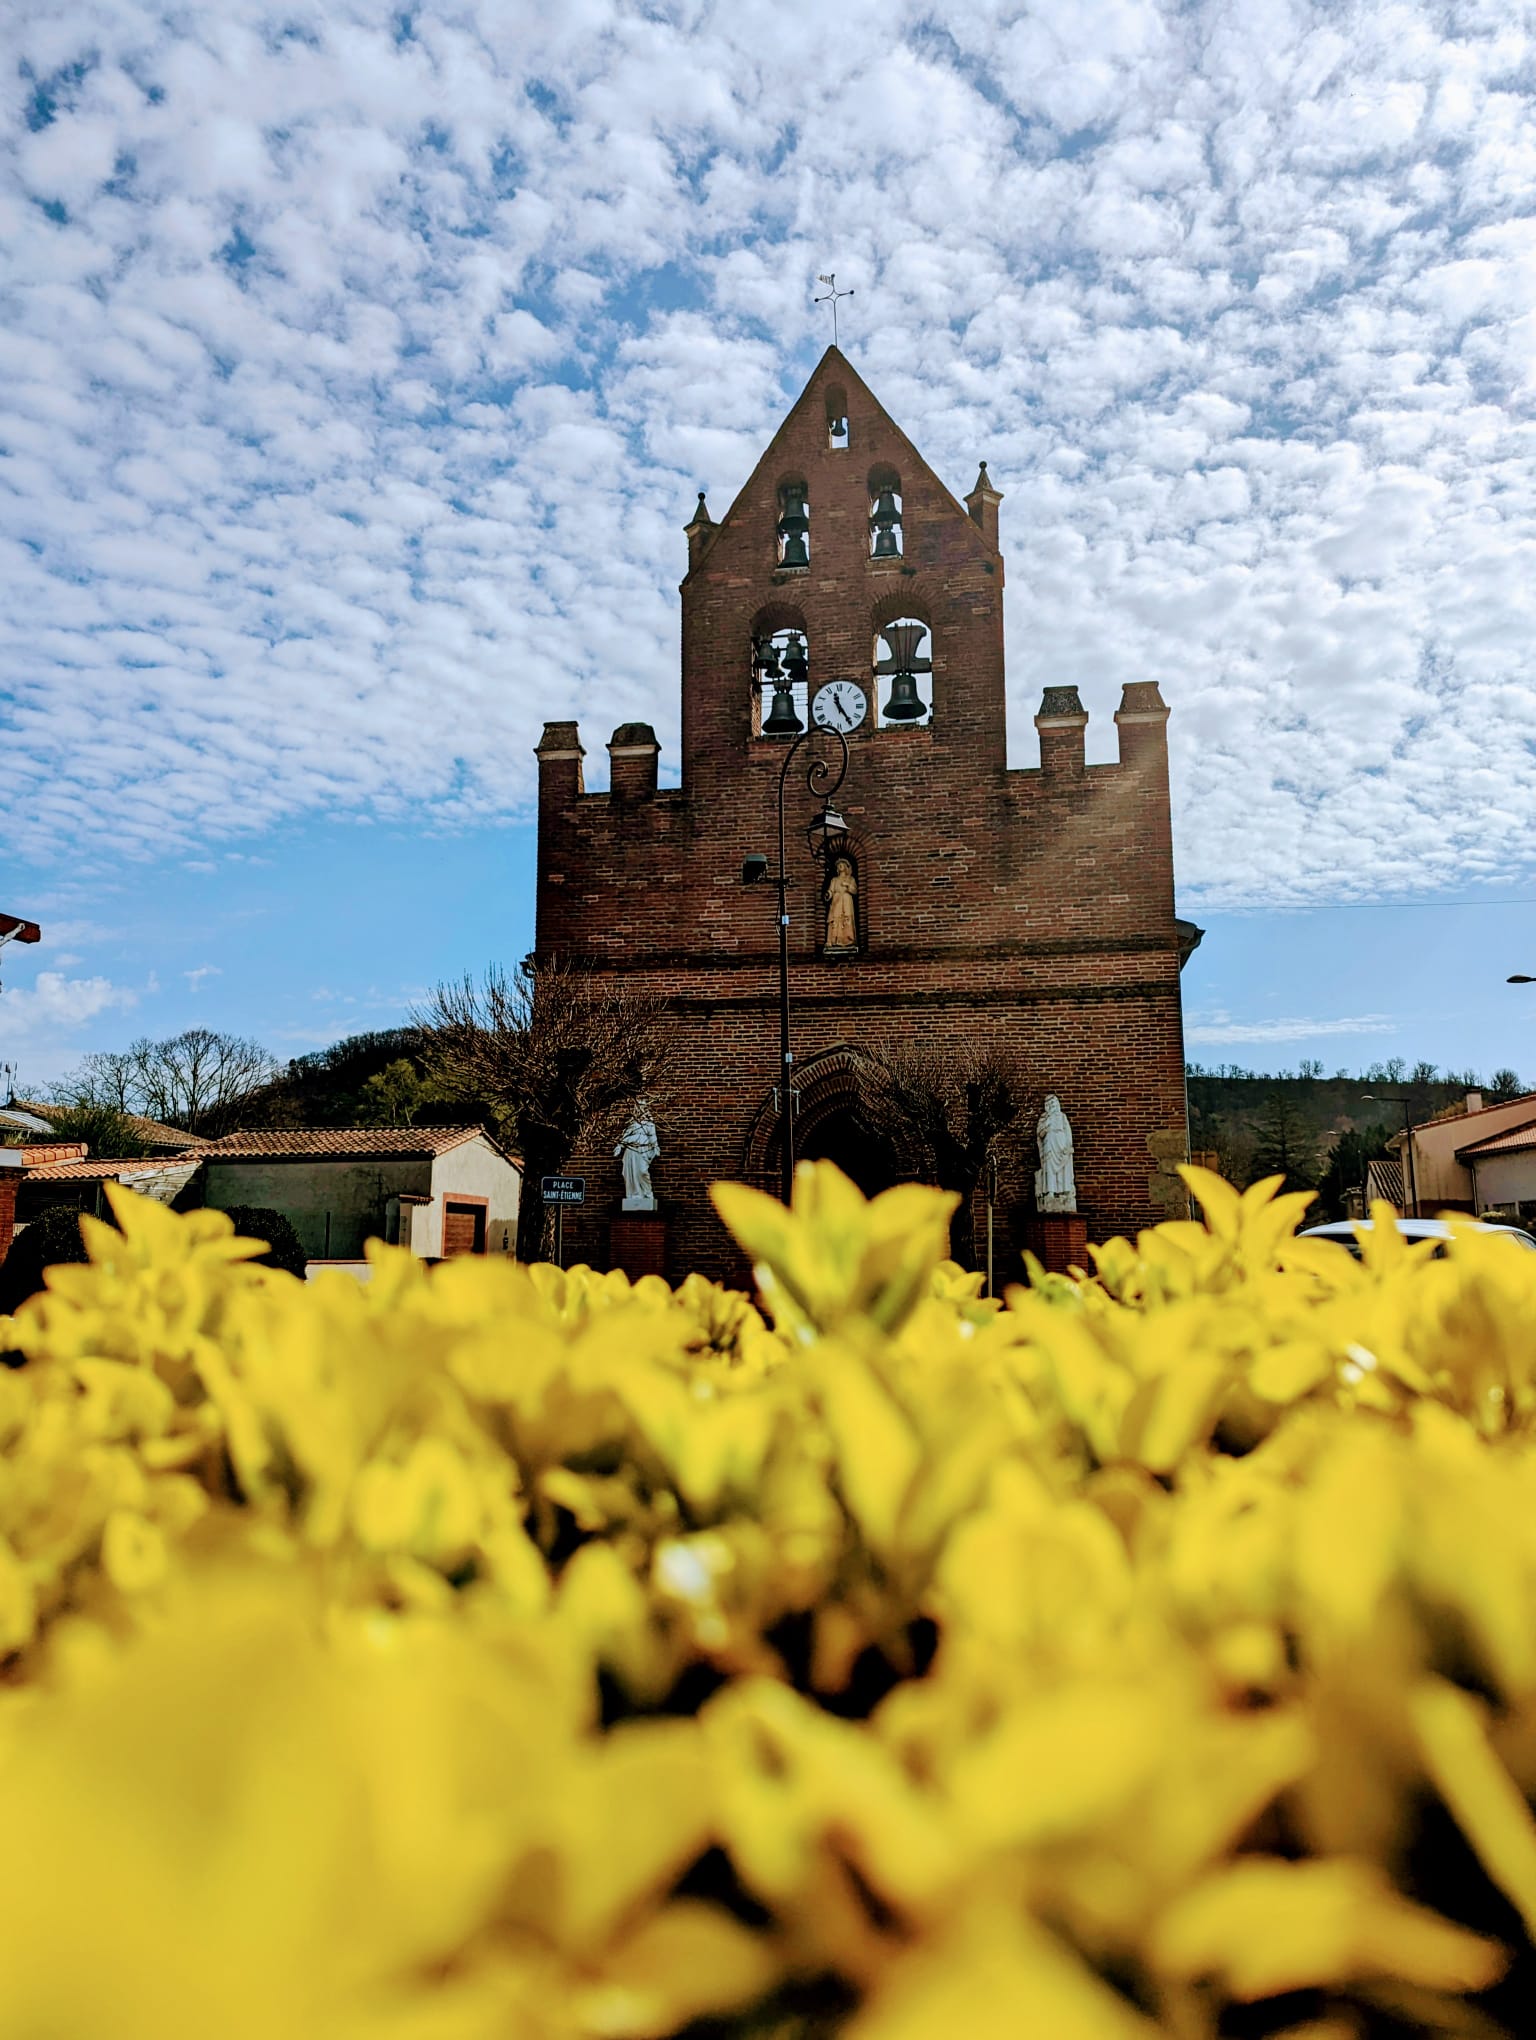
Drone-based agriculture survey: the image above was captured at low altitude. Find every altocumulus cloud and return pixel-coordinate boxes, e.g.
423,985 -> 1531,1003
3,0 -> 1535,907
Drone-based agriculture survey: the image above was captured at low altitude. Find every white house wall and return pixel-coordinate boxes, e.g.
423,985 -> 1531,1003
1469,1151 -> 1536,1213
423,1137 -> 522,1258
202,1157 -> 434,1260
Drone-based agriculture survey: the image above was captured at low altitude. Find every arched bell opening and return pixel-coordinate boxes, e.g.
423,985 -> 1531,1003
873,614 -> 933,728
825,385 -> 850,450
867,463 -> 902,559
776,476 -> 810,568
749,603 -> 810,739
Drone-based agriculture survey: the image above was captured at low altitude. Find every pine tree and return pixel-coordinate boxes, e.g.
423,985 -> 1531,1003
1249,1089 -> 1320,1197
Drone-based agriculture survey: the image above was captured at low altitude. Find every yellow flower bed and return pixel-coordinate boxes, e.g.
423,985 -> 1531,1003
1,1165 -> 1535,2037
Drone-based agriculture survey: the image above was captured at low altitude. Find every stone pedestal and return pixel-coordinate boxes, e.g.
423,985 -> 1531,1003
610,1210 -> 667,1281
1021,1211 -> 1089,1276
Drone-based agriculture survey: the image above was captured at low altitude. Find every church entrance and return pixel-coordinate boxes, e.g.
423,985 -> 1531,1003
794,1103 -> 903,1199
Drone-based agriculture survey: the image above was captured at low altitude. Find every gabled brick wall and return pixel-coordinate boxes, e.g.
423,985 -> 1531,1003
536,347 -> 1190,1281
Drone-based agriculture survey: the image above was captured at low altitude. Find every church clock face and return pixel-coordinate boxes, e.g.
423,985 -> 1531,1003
811,679 -> 867,733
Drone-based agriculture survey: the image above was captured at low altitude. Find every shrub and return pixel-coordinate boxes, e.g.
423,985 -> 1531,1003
0,1169 -> 1534,2034
0,1201 -> 93,1318
214,1203 -> 308,1279
31,1101 -> 153,1159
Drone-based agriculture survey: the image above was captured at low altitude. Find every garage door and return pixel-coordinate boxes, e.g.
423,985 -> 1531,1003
442,1202 -> 485,1257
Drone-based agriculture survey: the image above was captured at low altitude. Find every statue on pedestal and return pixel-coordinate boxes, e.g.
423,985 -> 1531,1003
1034,1093 -> 1076,1213
616,1105 -> 660,1210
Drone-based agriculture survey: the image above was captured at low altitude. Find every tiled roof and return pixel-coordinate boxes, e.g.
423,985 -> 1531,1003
1365,1158 -> 1404,1206
190,1126 -> 506,1163
129,1115 -> 204,1147
11,1103 -> 205,1148
1458,1118 -> 1536,1159
22,1155 -> 203,1183
1,1106 -> 57,1135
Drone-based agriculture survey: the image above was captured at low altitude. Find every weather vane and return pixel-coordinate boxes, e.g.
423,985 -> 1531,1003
815,273 -> 854,348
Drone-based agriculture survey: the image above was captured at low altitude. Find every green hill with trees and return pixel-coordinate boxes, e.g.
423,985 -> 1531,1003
1187,1059 -> 1525,1219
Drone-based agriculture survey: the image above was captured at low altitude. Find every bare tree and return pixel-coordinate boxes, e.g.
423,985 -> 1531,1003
50,1033 -> 276,1134
419,960 -> 673,1261
127,1030 -> 279,1135
50,1049 -> 139,1113
858,1041 -> 1027,1268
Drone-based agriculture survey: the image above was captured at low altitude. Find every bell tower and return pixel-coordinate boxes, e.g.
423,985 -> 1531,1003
534,346 -> 1190,1281
678,347 -> 1007,801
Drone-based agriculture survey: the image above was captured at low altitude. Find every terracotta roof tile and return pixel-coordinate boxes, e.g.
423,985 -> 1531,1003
1457,1117 -> 1536,1158
22,1155 -> 203,1183
191,1126 -> 508,1163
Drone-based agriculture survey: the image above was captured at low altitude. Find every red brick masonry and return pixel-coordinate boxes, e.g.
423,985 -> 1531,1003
609,1212 -> 668,1281
536,347 -> 1193,1282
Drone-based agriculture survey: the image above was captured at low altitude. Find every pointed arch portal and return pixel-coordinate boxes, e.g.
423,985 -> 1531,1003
741,1045 -> 916,1200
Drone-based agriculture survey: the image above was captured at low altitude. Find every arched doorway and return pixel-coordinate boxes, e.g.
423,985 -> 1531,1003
796,1102 -> 903,1198
740,1044 -> 920,1198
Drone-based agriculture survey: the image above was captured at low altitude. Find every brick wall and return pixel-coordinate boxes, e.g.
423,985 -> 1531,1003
535,347 -> 1189,1282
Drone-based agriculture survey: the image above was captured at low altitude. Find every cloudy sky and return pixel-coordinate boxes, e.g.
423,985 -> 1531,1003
4,0 -> 1536,1088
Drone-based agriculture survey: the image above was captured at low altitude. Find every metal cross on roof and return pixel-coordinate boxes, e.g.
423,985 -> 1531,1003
814,273 -> 854,348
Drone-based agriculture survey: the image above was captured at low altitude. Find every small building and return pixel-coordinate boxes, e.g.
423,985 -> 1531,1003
190,1127 -> 521,1262
16,1154 -> 204,1225
4,1127 -> 521,1270
1455,1120 -> 1536,1223
1385,1092 -> 1536,1216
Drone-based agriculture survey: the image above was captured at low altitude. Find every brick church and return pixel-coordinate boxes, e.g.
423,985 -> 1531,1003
535,347 -> 1197,1280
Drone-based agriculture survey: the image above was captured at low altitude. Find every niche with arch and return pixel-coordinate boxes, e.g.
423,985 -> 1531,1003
873,614 -> 933,727
868,464 -> 903,559
821,845 -> 860,957
776,478 -> 810,568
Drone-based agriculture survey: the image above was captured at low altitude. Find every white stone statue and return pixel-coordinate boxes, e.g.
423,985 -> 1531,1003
616,1104 -> 660,1210
1034,1093 -> 1076,1213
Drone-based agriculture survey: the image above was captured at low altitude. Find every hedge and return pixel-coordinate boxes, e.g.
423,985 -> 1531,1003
0,1165 -> 1533,2037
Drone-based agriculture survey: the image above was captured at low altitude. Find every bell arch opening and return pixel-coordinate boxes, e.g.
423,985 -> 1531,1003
868,463 -> 903,559
825,385 -> 850,449
873,615 -> 933,728
749,603 -> 810,738
776,477 -> 810,567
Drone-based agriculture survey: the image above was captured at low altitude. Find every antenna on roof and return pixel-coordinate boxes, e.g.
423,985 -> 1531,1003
814,273 -> 854,349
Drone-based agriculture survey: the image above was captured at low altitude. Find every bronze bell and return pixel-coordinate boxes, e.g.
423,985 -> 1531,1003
781,632 -> 809,691
882,669 -> 926,720
777,484 -> 809,567
752,634 -> 781,684
870,488 -> 901,558
763,678 -> 803,736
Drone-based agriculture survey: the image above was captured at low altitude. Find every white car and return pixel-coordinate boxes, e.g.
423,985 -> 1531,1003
1298,1217 -> 1536,1257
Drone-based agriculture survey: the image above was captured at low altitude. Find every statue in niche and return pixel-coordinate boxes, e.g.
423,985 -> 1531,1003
616,1103 -> 660,1210
824,856 -> 858,954
1034,1094 -> 1076,1213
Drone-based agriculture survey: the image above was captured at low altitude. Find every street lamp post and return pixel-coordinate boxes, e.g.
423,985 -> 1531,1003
742,725 -> 851,1205
1363,1093 -> 1420,1219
